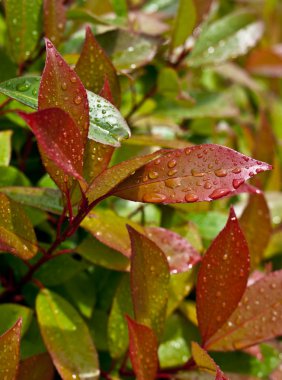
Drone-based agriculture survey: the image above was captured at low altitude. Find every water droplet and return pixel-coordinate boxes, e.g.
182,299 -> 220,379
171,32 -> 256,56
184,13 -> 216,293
168,159 -> 177,168
168,169 -> 177,176
185,193 -> 199,202
70,76 -> 77,83
209,188 -> 231,200
74,95 -> 82,105
16,81 -> 31,92
214,168 -> 227,177
204,181 -> 212,189
191,169 -> 205,177
223,254 -> 228,260
143,193 -> 166,203
165,178 -> 181,189
148,170 -> 158,179
61,82 -> 67,90
232,178 -> 244,189
232,168 -> 241,174
47,41 -> 53,48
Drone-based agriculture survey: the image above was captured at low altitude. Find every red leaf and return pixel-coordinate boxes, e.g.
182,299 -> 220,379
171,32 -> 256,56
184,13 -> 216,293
39,38 -> 89,143
246,45 -> 282,77
146,227 -> 201,274
19,108 -> 85,185
128,226 -> 170,338
191,342 -> 229,380
43,0 -> 66,46
75,26 -> 121,108
113,144 -> 272,204
197,207 -> 250,345
205,270 -> 282,351
0,318 -> 22,380
83,141 -> 114,183
99,77 -> 114,105
239,194 -> 272,269
126,316 -> 158,380
18,353 -> 54,380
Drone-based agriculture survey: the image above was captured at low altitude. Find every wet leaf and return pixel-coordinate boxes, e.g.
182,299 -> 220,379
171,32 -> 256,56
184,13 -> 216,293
188,12 -> 264,67
18,353 -> 54,380
108,275 -> 133,359
0,187 -> 63,215
206,270 -> 282,351
239,194 -> 272,269
0,193 -> 38,259
96,30 -> 159,72
146,227 -> 201,273
99,78 -> 114,104
0,130 -> 12,166
19,108 -> 85,189
75,26 -> 121,108
43,0 -> 66,46
192,342 -> 228,379
0,318 -> 22,380
128,226 -> 170,338
113,144 -> 272,204
0,304 -> 32,337
0,77 -> 40,108
171,0 -> 196,50
197,208 -> 250,345
5,0 -> 42,64
126,316 -> 158,380
36,289 -> 99,380
246,46 -> 282,77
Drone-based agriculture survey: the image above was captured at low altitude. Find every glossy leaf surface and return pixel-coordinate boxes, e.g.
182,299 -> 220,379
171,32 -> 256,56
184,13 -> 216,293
0,130 -> 12,166
239,194 -> 272,269
0,318 -> 22,380
43,0 -> 66,46
171,0 -> 196,50
188,12 -> 264,67
129,226 -> 170,338
36,289 -> 99,380
206,270 -> 282,351
75,27 -> 121,108
197,208 -> 250,344
0,193 -> 38,259
192,342 -> 228,379
18,353 -> 54,380
126,316 -> 158,380
5,0 -> 42,64
0,77 -> 40,108
113,145 -> 271,204
146,227 -> 201,273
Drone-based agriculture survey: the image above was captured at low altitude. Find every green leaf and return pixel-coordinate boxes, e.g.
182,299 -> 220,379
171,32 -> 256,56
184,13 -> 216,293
108,275 -> 133,359
188,12 -> 264,67
128,226 -> 170,338
0,48 -> 17,82
0,167 -> 30,187
89,310 -> 108,351
0,130 -> 12,166
0,76 -> 130,147
157,68 -> 180,98
171,0 -> 196,50
36,289 -> 99,380
18,353 -> 54,380
0,319 -> 22,380
0,304 -> 33,337
0,193 -> 38,259
5,0 -> 42,64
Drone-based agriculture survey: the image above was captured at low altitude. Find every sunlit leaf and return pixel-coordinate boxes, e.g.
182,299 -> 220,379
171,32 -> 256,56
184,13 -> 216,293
206,270 -> 282,351
108,275 -> 133,359
171,0 -> 196,50
197,208 -> 250,344
0,304 -> 32,337
246,46 -> 282,77
146,227 -> 201,273
36,289 -> 99,380
0,130 -> 12,166
18,353 -> 54,380
0,77 -> 40,108
0,193 -> 38,259
239,194 -> 272,269
75,26 -> 121,108
192,342 -> 228,379
5,0 -> 42,64
128,226 -> 170,338
113,144 -> 271,204
188,12 -> 264,67
43,0 -> 66,46
0,318 -> 22,380
126,316 -> 158,380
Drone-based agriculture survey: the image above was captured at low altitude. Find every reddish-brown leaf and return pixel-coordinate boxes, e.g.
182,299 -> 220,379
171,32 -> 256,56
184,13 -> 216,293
99,77 -> 114,105
205,270 -> 282,351
191,342 -> 229,380
43,0 -> 66,46
197,208 -> 250,345
75,26 -> 121,108
239,194 -> 272,269
128,226 -> 170,338
19,108 -> 85,186
83,141 -> 114,183
39,38 -> 89,143
246,45 -> 282,77
126,316 -> 158,380
0,318 -> 22,380
146,227 -> 201,274
18,353 -> 54,380
113,144 -> 272,204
